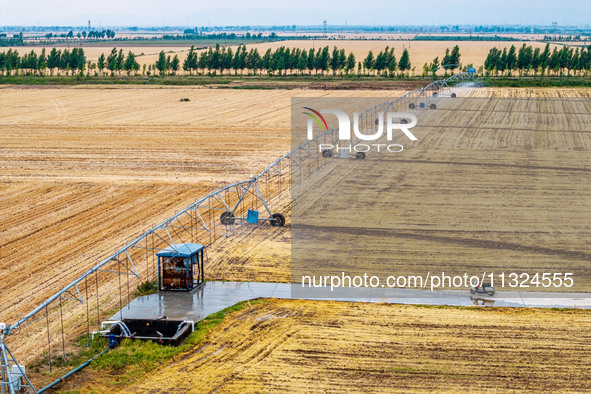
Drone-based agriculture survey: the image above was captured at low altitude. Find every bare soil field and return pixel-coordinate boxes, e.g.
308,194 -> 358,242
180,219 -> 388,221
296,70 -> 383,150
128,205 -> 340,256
116,299 -> 591,392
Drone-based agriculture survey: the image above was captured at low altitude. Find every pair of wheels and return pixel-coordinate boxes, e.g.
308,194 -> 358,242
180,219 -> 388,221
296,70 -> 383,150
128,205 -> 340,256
220,211 -> 285,227
408,103 -> 436,110
429,92 -> 456,98
321,150 -> 365,160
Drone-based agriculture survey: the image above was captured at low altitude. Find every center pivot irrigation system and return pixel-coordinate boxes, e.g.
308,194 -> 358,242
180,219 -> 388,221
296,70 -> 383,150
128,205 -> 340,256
0,71 -> 475,393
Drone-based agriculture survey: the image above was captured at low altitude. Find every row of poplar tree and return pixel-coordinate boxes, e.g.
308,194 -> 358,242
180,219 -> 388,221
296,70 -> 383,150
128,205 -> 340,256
154,44 -> 414,76
0,47 -> 88,74
155,45 -> 410,75
3,43 -> 590,78
484,43 -> 591,76
0,44 -> 416,76
0,47 -> 140,75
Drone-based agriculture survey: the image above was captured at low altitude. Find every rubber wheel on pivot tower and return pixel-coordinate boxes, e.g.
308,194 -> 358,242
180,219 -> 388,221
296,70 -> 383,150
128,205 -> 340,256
375,118 -> 379,125
433,92 -> 438,97
409,103 -> 416,110
487,291 -> 495,296
400,119 -> 408,124
322,149 -> 333,158
355,152 -> 366,160
430,104 -> 436,110
220,211 -> 235,225
451,93 -> 457,98
271,213 -> 286,227
470,288 -> 476,295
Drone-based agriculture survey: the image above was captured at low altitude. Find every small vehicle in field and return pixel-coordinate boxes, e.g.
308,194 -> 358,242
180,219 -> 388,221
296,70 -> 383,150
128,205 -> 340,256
470,282 -> 495,296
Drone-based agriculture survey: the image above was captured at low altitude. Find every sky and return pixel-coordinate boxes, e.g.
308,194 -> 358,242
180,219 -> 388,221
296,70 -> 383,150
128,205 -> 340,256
0,0 -> 589,27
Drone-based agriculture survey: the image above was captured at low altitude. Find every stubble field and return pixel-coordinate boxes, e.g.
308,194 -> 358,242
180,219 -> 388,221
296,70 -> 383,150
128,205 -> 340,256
0,85 -> 402,326
1,85 -> 591,389
2,86 -> 590,324
290,90 -> 591,293
126,299 -> 591,392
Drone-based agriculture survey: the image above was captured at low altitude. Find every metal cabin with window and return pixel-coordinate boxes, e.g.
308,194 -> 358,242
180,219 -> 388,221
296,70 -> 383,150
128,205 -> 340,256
156,243 -> 205,291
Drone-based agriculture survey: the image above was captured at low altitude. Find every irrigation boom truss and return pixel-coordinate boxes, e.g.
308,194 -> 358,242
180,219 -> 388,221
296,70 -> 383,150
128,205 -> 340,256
0,72 -> 474,393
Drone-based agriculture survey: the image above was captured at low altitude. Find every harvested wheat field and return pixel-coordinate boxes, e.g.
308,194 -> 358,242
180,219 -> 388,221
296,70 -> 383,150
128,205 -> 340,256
290,89 -> 591,292
0,86 -> 404,327
123,299 -> 591,392
1,86 -> 590,325
1,86 -> 591,376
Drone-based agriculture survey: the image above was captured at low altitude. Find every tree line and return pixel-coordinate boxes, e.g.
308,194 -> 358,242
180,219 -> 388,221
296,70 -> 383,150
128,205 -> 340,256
0,46 -> 142,76
542,35 -> 584,42
2,43 -> 590,79
423,45 -> 467,78
170,44 -> 358,76
0,44 -> 473,78
150,44 -> 414,76
45,29 -> 116,39
0,32 -> 24,46
360,47 -> 412,76
97,48 -> 140,74
179,31 -> 266,40
484,43 -> 591,77
0,47 -> 87,75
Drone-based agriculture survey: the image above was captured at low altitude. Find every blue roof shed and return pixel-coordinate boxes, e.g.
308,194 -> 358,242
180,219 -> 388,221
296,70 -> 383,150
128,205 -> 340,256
157,243 -> 205,291
156,243 -> 204,258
